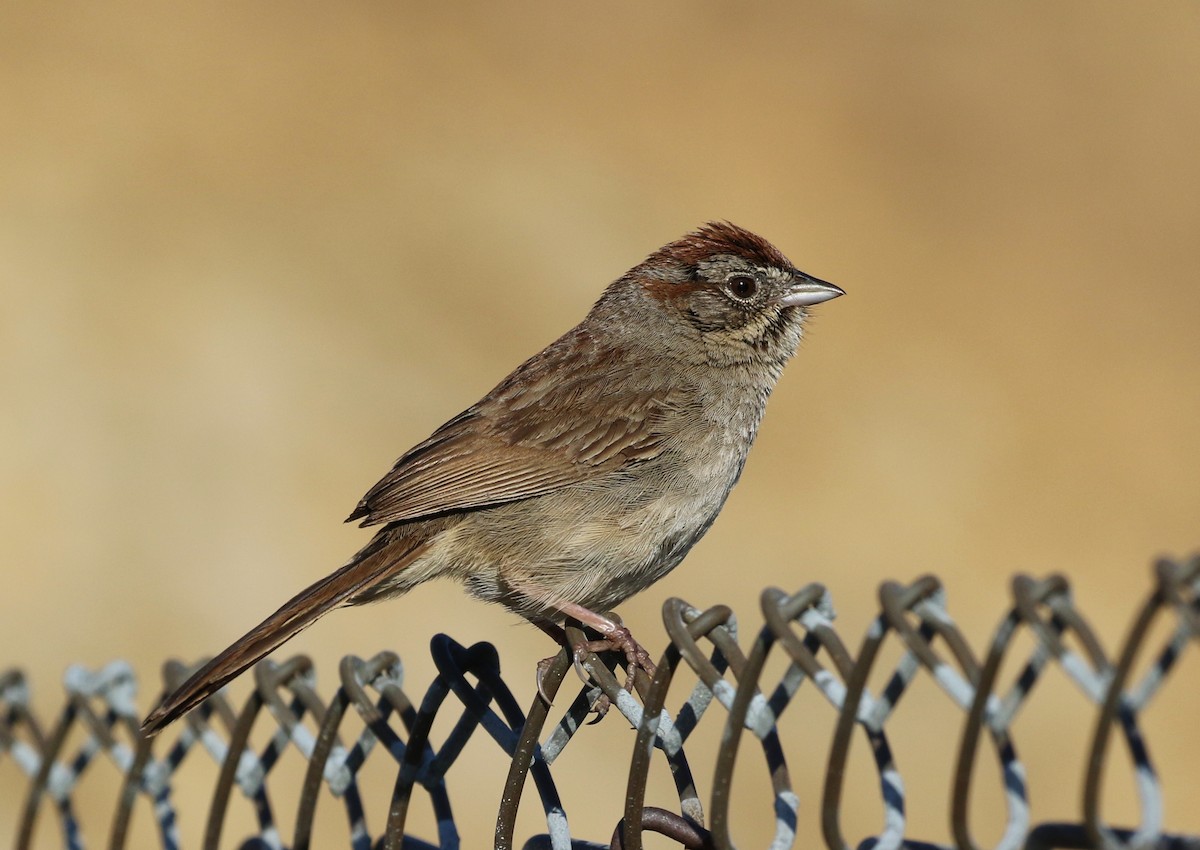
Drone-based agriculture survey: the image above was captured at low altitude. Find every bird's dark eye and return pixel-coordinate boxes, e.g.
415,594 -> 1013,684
725,274 -> 759,300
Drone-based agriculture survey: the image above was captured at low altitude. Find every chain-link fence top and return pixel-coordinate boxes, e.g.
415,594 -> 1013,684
3,556 -> 1198,850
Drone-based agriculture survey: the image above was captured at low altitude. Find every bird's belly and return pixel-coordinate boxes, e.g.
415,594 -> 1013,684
449,439 -> 745,617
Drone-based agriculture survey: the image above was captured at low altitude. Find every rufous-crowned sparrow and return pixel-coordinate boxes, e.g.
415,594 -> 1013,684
142,222 -> 843,734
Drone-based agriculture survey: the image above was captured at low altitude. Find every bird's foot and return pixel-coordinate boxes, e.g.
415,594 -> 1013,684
533,622 -> 656,721
573,623 -> 656,698
529,601 -> 655,720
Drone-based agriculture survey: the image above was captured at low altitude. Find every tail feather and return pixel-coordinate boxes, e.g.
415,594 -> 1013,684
141,532 -> 427,736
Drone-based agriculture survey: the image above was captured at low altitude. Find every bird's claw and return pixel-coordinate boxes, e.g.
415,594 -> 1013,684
575,625 -> 656,700
535,623 -> 656,723
533,648 -> 612,722
535,654 -> 559,706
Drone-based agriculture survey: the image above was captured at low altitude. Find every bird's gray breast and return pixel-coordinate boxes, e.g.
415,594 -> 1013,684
579,377 -> 770,598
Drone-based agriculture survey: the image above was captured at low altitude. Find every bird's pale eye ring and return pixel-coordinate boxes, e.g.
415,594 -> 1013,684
725,273 -> 759,300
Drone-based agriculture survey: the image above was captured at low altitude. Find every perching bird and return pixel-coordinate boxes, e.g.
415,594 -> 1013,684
142,221 -> 843,735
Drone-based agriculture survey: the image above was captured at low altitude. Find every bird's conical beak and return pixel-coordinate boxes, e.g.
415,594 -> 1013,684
778,272 -> 845,307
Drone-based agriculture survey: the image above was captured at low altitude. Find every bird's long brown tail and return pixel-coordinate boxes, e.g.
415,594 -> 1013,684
140,530 -> 429,736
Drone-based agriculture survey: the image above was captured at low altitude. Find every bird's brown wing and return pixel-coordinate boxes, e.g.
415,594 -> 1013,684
347,335 -> 685,527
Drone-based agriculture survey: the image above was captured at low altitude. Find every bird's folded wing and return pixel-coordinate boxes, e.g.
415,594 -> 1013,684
347,383 -> 684,527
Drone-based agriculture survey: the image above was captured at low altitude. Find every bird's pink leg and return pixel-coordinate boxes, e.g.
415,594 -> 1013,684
547,600 -> 656,689
521,589 -> 656,711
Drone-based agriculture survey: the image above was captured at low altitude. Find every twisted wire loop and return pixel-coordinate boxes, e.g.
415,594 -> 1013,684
820,576 -> 963,850
1079,556 -> 1200,850
2,671 -> 45,835
10,661 -> 158,850
2,558 -> 1198,850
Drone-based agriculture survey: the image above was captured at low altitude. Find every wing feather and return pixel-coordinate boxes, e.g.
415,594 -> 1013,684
347,330 -> 687,527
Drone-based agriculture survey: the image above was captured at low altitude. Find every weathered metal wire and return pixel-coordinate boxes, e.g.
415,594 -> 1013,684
2,556 -> 1197,850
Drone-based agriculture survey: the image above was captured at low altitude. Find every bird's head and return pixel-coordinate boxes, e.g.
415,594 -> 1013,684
594,221 -> 844,367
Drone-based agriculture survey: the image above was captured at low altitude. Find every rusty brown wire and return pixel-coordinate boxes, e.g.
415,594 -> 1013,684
2,556 -> 1198,850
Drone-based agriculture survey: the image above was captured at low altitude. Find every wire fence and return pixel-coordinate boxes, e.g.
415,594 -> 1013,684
3,556 -> 1198,850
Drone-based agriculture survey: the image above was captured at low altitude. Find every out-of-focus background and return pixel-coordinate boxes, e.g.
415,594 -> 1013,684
3,3 -> 1198,847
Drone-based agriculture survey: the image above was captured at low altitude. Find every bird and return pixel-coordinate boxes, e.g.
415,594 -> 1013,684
141,221 -> 843,735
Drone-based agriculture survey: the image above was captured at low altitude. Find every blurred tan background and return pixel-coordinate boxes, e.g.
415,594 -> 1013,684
3,2 -> 1199,847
